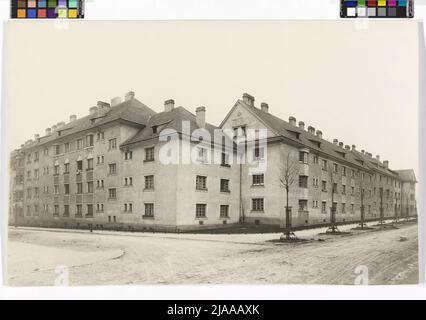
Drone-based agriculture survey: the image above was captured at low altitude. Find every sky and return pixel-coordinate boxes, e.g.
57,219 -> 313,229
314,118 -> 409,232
4,20 -> 420,175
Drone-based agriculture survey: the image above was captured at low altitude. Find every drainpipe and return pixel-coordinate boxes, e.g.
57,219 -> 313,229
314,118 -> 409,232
239,163 -> 244,224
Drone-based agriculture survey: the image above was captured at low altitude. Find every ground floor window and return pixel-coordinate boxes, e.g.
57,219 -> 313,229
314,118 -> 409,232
87,204 -> 93,217
76,204 -> 83,216
298,200 -> 308,212
54,205 -> 59,216
252,198 -> 264,212
321,201 -> 327,214
144,203 -> 154,217
220,205 -> 229,218
64,205 -> 70,217
196,204 -> 207,218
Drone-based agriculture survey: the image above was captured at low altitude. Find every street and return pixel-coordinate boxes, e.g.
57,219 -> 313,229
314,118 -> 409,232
7,221 -> 419,286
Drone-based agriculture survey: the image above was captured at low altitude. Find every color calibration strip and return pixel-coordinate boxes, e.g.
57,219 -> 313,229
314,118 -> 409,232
341,0 -> 414,18
11,0 -> 85,19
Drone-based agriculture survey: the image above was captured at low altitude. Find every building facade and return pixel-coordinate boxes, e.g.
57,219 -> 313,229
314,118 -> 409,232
8,92 -> 418,231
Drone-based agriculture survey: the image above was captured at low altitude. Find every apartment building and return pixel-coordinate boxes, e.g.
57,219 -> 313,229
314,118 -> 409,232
8,92 -> 417,231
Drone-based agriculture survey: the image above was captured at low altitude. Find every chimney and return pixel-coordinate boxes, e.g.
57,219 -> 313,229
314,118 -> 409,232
376,155 -> 380,161
289,116 -> 296,126
34,134 -> 40,141
260,102 -> 269,113
339,142 -> 344,148
57,122 -> 65,128
69,115 -> 77,122
367,152 -> 372,157
125,91 -> 135,101
383,160 -> 389,168
361,149 -> 365,154
52,125 -> 58,132
97,101 -> 111,115
196,106 -> 206,128
333,139 -> 338,145
45,128 -> 52,135
352,144 -> 356,151
242,93 -> 255,107
89,106 -> 98,115
308,126 -> 315,135
164,99 -> 175,112
316,130 -> 323,139
345,145 -> 350,150
111,96 -> 122,107
298,121 -> 305,130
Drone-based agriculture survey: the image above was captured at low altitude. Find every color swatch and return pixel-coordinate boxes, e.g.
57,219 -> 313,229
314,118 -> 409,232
11,0 -> 85,19
341,0 -> 414,18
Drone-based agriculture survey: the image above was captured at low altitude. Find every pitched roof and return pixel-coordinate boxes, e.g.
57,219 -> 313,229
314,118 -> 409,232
233,100 -> 370,170
21,98 -> 156,150
121,106 -> 219,147
395,169 -> 417,182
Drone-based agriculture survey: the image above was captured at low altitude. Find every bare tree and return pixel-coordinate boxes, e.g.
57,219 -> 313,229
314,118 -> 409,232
358,170 -> 367,229
279,152 -> 299,240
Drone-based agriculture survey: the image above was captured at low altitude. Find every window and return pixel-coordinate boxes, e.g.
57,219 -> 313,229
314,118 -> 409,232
86,135 -> 94,147
87,159 -> 94,170
351,187 -> 355,195
64,205 -> 70,217
124,151 -> 133,160
34,169 -> 39,179
220,179 -> 230,192
197,147 -> 208,162
196,175 -> 207,191
27,205 -> 31,216
351,204 -> 355,214
124,203 -> 133,213
299,151 -> 308,164
108,188 -> 117,199
233,126 -> 246,139
64,163 -> 70,174
97,204 -> 104,213
313,178 -> 319,188
252,198 -> 264,212
109,138 -> 117,150
87,205 -> 94,217
54,145 -> 61,155
312,200 -> 319,208
87,181 -> 94,194
97,132 -> 105,141
144,203 -> 154,218
27,188 -> 31,198
77,139 -> 84,150
145,147 -> 155,161
351,170 -> 355,178
299,176 -> 308,188
313,155 -> 319,164
54,164 -> 60,176
77,183 -> 83,194
109,163 -> 117,175
298,200 -> 308,212
253,147 -> 265,160
124,177 -> 133,186
322,159 -> 327,171
34,187 -> 39,198
321,180 -> 327,192
196,204 -> 207,218
342,167 -> 346,176
342,185 -> 346,195
97,155 -> 104,164
145,175 -> 154,190
76,204 -> 83,216
97,180 -> 104,189
221,153 -> 230,166
54,185 -> 60,195
333,163 -> 338,173
34,152 -> 39,162
342,203 -> 346,214
252,174 -> 264,186
321,201 -> 327,214
77,160 -> 83,171
43,148 -> 49,156
27,170 -> 31,179
54,205 -> 60,216
220,205 -> 229,218
64,143 -> 70,153
64,184 -> 70,195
